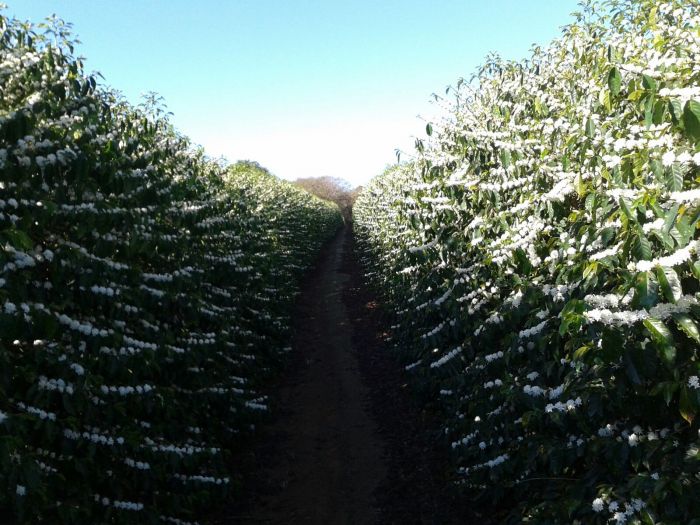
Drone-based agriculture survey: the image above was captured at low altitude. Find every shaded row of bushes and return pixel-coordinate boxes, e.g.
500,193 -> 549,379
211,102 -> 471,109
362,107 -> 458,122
0,11 -> 341,524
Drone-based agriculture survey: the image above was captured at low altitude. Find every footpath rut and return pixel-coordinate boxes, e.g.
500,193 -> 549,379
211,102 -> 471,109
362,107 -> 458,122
234,227 -> 386,524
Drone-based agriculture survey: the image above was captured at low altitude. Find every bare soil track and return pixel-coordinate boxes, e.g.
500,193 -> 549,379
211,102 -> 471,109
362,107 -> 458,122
216,227 -> 467,525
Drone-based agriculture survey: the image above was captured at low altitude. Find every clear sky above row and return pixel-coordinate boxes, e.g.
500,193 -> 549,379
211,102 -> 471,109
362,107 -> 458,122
6,0 -> 581,186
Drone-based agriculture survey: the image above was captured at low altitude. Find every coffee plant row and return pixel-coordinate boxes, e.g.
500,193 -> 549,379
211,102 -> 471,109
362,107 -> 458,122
354,1 -> 699,523
0,11 -> 342,524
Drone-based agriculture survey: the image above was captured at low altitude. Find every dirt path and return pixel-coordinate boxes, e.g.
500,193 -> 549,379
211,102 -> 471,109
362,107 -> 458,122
227,227 -> 386,524
217,227 -> 467,525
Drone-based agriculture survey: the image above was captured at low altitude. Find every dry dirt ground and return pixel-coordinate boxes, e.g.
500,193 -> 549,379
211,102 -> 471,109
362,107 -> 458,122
215,227 -> 467,524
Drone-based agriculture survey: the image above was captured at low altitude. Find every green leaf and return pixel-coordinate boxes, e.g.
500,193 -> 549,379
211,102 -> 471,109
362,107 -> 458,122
628,88 -> 645,102
652,99 -> 666,125
644,94 -> 655,128
632,231 -> 652,261
669,99 -> 684,124
585,193 -> 596,213
682,100 -> 700,141
583,261 -> 599,280
652,381 -> 679,406
665,163 -> 684,192
651,229 -> 674,252
534,97 -> 544,117
635,271 -> 650,305
662,203 -> 680,234
641,512 -> 656,525
559,299 -> 585,336
425,123 -> 433,136
585,117 -> 595,138
500,149 -> 511,169
670,219 -> 692,247
656,266 -> 682,303
512,247 -> 532,274
573,345 -> 591,360
691,260 -> 700,281
674,314 -> 700,343
643,317 -> 674,347
680,386 -> 696,424
642,74 -> 657,93
688,203 -> 700,227
619,197 -> 635,221
659,344 -> 677,367
607,67 -> 621,97
599,89 -> 612,112
600,227 -> 616,245
650,159 -> 665,182
3,229 -> 34,251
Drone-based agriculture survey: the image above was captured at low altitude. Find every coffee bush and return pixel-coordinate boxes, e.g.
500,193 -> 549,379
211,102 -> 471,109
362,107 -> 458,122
355,1 -> 700,522
0,12 -> 341,524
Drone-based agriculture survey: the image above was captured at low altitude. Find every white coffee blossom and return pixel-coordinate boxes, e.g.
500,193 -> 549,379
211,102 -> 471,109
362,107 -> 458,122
592,497 -> 605,512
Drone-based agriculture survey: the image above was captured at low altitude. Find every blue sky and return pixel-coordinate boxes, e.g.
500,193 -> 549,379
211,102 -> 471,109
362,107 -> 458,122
5,0 -> 580,186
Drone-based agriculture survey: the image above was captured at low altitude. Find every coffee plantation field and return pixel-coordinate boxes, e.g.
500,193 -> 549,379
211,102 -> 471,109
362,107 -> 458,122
0,11 -> 341,525
354,0 -> 700,523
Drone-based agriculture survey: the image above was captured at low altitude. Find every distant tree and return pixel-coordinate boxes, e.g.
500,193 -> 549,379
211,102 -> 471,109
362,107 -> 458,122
232,159 -> 274,177
293,176 -> 358,222
350,185 -> 363,205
